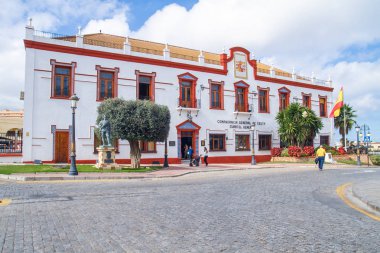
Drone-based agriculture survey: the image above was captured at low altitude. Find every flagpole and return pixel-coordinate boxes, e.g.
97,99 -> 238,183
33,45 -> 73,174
344,106 -> 347,151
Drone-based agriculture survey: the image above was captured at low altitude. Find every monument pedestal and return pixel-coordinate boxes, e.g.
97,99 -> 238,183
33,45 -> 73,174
96,146 -> 120,170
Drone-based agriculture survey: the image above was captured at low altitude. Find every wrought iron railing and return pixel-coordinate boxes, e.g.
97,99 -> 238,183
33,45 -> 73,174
0,133 -> 22,153
34,30 -> 75,42
178,98 -> 200,109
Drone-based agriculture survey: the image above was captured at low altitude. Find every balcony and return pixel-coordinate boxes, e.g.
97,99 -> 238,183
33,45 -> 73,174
177,98 -> 201,117
234,104 -> 252,119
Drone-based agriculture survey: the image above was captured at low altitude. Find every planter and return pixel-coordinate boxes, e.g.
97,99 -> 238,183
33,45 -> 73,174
271,156 -> 313,163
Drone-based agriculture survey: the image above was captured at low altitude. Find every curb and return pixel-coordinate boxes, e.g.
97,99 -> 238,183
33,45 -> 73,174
352,184 -> 380,213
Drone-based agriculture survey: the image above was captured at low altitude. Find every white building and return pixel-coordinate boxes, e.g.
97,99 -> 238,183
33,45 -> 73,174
23,25 -> 334,164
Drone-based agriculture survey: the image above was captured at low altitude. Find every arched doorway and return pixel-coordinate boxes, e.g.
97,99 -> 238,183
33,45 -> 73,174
176,120 -> 201,160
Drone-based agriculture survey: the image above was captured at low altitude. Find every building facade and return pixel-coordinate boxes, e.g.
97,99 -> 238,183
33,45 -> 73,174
23,25 -> 334,164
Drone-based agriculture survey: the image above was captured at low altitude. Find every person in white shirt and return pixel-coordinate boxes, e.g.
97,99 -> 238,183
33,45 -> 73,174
203,147 -> 209,166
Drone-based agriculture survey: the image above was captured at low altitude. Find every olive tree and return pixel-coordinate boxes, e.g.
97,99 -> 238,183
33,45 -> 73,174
96,98 -> 171,168
276,103 -> 323,147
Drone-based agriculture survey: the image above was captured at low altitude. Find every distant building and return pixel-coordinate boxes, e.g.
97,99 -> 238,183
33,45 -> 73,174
0,110 -> 23,135
22,25 -> 334,164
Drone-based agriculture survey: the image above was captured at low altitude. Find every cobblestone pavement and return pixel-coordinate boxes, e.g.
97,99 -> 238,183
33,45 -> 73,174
0,167 -> 380,252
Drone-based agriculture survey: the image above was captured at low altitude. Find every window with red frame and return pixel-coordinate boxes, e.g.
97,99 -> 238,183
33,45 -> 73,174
209,134 -> 226,151
98,71 -> 114,100
235,134 -> 250,151
259,135 -> 271,150
319,97 -> 327,117
53,67 -> 71,98
303,95 -> 311,108
259,89 -> 269,113
180,80 -> 193,107
211,83 -> 221,109
138,75 -> 152,101
279,92 -> 289,111
235,87 -> 247,112
139,141 -> 156,153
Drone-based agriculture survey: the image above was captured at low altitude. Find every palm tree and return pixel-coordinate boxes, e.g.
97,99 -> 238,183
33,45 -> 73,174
276,103 -> 323,147
334,104 -> 356,146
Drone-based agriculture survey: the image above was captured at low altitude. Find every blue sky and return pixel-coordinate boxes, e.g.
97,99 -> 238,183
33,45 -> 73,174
0,0 -> 379,144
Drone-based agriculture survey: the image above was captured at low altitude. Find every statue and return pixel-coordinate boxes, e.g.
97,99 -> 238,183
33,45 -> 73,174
99,115 -> 111,147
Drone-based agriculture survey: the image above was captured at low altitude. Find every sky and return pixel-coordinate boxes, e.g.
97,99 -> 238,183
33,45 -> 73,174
0,0 -> 379,143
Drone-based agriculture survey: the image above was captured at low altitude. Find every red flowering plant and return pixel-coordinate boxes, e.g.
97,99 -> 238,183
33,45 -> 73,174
337,147 -> 346,155
288,146 -> 302,157
302,146 -> 315,156
271,147 -> 283,157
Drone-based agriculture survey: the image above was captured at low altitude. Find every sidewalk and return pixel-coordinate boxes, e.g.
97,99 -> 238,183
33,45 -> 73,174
352,180 -> 380,213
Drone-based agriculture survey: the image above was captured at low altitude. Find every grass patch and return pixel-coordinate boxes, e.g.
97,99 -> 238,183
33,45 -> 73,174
370,155 -> 380,166
0,164 -> 161,175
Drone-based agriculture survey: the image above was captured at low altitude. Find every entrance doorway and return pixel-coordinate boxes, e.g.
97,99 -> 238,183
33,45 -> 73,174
55,131 -> 69,163
181,131 -> 193,159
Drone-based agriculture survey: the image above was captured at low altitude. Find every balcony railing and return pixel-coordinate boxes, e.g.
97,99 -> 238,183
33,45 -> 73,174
0,133 -> 22,153
205,59 -> 221,65
257,68 -> 270,74
34,30 -> 75,42
131,46 -> 163,56
178,98 -> 200,109
171,53 -> 198,62
235,103 -> 251,112
83,38 -> 123,49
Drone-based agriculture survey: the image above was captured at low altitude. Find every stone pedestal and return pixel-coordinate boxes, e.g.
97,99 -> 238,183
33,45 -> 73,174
96,146 -> 120,170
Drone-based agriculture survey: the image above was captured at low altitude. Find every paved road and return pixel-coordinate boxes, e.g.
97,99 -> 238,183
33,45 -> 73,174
0,167 -> 380,252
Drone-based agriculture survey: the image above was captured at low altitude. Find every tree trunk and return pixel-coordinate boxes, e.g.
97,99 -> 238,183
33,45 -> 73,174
129,140 -> 141,169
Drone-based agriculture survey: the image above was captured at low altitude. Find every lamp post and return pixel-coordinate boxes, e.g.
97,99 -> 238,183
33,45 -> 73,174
69,94 -> 79,176
251,123 -> 256,165
355,125 -> 361,166
163,138 -> 169,168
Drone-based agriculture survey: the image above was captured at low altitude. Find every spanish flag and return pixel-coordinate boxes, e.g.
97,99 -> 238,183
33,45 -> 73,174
329,87 -> 344,118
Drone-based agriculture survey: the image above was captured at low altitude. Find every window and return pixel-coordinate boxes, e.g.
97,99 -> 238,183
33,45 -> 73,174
50,59 -> 76,99
258,88 -> 269,113
319,96 -> 327,117
139,141 -> 156,153
259,135 -> 271,150
211,84 -> 221,109
99,71 -> 114,100
136,71 -> 156,101
320,135 -> 330,146
178,72 -> 198,108
234,81 -> 249,112
303,94 -> 311,108
96,65 -> 118,101
278,87 -> 290,111
235,135 -> 250,151
93,131 -> 119,153
209,134 -> 226,151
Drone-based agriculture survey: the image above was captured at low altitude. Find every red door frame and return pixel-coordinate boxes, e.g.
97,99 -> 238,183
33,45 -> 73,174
176,120 -> 201,158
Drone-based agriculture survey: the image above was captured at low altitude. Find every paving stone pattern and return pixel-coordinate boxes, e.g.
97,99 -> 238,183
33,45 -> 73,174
0,167 -> 380,252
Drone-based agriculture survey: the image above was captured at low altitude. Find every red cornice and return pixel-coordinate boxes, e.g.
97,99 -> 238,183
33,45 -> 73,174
24,40 -> 227,75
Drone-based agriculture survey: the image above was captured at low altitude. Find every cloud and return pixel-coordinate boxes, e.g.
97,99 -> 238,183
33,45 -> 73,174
82,12 -> 131,36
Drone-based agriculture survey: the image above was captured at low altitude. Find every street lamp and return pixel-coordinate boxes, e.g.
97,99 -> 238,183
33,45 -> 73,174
355,125 -> 361,166
163,138 -> 169,168
69,94 -> 79,176
251,123 -> 256,165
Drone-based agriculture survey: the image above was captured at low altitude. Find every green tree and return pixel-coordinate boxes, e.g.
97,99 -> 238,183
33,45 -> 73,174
96,98 -> 171,168
276,103 -> 323,147
334,104 -> 357,146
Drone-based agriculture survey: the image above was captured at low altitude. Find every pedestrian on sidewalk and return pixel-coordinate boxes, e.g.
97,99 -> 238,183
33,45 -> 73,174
203,147 -> 209,166
188,146 -> 194,166
315,145 -> 326,171
184,144 -> 189,159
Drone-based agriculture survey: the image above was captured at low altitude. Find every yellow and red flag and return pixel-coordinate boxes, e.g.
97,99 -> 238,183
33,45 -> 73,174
329,87 -> 344,118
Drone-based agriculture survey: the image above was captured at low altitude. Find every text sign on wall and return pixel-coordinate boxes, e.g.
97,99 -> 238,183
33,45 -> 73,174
216,120 -> 265,129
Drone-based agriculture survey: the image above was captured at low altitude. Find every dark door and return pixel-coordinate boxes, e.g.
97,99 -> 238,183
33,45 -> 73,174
181,131 -> 193,159
55,131 -> 69,163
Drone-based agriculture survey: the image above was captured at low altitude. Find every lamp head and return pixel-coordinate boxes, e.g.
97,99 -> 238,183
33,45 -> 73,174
70,93 -> 79,109
355,125 -> 360,133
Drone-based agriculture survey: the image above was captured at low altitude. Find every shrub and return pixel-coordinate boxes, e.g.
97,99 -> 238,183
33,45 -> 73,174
271,147 -> 283,157
281,148 -> 289,157
303,146 -> 315,156
337,147 -> 346,155
288,146 -> 302,157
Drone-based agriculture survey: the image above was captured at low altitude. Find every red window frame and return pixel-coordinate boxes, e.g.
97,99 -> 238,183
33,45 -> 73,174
139,141 -> 157,153
50,60 -> 76,99
136,70 -> 156,102
302,93 -> 312,108
278,87 -> 290,111
258,86 -> 270,113
235,134 -> 250,151
209,134 -> 226,151
258,135 -> 272,150
178,72 -> 198,108
319,95 -> 327,117
96,65 -> 119,101
209,80 -> 224,110
234,81 -> 249,112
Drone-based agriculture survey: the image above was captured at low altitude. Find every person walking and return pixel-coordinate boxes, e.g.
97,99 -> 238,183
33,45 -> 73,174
315,145 -> 326,171
203,147 -> 209,166
188,146 -> 194,166
184,144 -> 189,159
